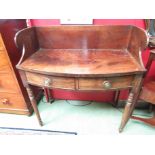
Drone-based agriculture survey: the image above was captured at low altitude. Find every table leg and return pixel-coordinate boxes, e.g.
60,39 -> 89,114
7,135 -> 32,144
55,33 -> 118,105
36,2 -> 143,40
44,88 -> 55,103
44,88 -> 50,102
119,92 -> 134,132
119,75 -> 143,132
149,104 -> 153,113
47,88 -> 55,103
26,85 -> 43,126
112,90 -> 120,107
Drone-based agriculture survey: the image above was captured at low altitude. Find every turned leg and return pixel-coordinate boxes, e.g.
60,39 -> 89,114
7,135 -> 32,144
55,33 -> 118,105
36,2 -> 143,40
44,88 -> 50,102
47,88 -> 55,103
112,90 -> 120,107
119,75 -> 143,132
149,104 -> 153,113
119,92 -> 134,132
119,91 -> 140,132
26,85 -> 43,126
44,88 -> 55,103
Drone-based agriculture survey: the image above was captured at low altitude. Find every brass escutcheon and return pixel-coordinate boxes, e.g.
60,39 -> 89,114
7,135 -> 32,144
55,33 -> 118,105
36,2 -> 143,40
44,78 -> 51,87
102,81 -> 111,89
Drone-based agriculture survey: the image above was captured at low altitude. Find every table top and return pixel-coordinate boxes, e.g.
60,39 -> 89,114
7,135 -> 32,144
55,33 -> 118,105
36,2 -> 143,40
18,49 -> 145,77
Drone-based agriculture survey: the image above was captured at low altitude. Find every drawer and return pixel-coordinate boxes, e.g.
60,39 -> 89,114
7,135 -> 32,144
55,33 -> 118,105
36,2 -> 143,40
0,52 -> 10,73
0,73 -> 19,93
0,92 -> 26,109
78,76 -> 134,90
26,72 -> 75,90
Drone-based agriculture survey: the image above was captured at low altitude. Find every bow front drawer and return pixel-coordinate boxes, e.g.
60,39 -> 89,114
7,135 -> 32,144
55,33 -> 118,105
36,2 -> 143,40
78,76 -> 134,90
26,72 -> 75,90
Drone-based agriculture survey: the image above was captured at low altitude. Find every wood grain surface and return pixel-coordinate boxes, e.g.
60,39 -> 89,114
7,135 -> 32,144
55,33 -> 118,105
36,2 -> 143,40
18,49 -> 144,77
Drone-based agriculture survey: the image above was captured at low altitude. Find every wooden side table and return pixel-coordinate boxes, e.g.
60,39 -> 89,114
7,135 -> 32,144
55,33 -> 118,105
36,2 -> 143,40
15,25 -> 148,132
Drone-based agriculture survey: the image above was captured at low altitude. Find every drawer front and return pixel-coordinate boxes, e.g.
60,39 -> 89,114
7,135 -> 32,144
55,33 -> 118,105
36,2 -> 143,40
26,72 -> 75,90
0,92 -> 26,109
0,52 -> 10,73
0,73 -> 19,93
78,76 -> 134,90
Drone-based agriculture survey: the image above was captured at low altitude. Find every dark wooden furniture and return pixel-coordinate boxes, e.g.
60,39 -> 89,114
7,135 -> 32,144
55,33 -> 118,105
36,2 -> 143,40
15,25 -> 148,132
131,20 -> 155,126
0,20 -> 33,115
0,20 -> 42,115
131,50 -> 155,125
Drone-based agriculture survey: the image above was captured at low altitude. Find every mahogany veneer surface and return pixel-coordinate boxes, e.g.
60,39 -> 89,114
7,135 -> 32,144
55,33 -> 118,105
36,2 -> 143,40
19,49 -> 144,77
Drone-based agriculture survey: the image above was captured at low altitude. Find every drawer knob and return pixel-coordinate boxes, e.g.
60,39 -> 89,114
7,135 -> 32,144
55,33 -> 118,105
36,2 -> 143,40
44,78 -> 51,87
102,81 -> 111,89
1,98 -> 9,105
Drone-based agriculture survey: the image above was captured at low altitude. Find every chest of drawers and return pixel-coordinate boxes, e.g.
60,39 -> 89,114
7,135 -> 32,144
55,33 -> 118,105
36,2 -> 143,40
0,34 -> 30,114
0,20 -> 43,115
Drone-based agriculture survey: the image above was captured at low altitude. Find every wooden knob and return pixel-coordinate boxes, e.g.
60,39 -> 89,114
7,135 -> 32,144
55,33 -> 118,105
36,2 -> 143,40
102,81 -> 111,89
44,78 -> 51,87
1,98 -> 9,105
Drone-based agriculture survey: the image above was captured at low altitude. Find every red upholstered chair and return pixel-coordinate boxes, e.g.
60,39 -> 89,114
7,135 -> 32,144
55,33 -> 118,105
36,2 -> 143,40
131,19 -> 155,126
